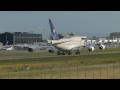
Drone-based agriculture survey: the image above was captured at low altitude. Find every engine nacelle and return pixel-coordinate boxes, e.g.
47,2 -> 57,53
48,50 -> 54,53
99,45 -> 105,50
88,46 -> 95,51
28,47 -> 36,52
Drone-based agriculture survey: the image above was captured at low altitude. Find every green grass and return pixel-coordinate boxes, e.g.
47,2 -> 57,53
0,52 -> 120,65
0,51 -> 49,57
0,50 -> 120,79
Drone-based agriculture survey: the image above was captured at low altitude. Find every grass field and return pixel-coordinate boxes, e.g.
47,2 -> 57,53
0,47 -> 120,79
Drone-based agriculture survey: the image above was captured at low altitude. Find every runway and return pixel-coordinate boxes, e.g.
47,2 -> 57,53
0,50 -> 120,60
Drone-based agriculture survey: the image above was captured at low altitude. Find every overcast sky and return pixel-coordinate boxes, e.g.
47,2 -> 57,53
0,11 -> 120,38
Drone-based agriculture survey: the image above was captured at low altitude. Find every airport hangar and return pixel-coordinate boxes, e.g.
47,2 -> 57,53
0,32 -> 43,45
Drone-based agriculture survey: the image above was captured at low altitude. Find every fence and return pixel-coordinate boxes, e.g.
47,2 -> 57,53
0,62 -> 120,79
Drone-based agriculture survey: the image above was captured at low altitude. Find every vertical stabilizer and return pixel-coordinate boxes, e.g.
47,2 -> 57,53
49,19 -> 60,40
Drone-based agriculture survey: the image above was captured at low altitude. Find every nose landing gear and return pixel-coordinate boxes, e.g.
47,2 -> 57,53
76,50 -> 80,54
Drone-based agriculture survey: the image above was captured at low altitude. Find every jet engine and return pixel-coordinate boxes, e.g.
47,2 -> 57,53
88,46 -> 95,51
28,47 -> 37,52
99,45 -> 105,50
48,50 -> 54,53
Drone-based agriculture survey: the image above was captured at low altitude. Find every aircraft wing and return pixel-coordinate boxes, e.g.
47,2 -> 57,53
70,41 -> 108,50
84,41 -> 111,47
28,45 -> 56,52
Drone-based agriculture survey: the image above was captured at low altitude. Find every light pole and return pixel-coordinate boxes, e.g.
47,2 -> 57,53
39,28 -> 47,42
20,34 -> 21,44
6,34 -> 8,45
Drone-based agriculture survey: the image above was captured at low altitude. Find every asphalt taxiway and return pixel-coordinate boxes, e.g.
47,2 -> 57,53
0,50 -> 120,60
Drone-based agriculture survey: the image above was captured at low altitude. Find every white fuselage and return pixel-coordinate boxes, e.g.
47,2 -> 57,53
51,36 -> 86,51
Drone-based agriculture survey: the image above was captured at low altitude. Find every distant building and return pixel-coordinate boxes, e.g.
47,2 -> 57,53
0,32 -> 42,45
110,32 -> 120,38
0,33 -> 2,42
58,32 -> 76,39
0,42 -> 3,49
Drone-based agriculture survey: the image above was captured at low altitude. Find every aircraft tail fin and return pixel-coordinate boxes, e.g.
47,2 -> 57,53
49,19 -> 60,40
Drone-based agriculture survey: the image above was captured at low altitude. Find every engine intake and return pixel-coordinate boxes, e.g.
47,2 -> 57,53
88,46 -> 95,51
28,48 -> 34,52
99,45 -> 105,50
48,50 -> 54,53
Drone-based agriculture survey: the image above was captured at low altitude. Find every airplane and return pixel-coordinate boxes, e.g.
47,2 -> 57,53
6,45 -> 14,50
47,19 -> 106,55
28,45 -> 55,52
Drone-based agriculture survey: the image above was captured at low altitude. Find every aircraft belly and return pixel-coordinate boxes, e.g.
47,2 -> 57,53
55,44 -> 80,51
54,45 -> 68,50
68,45 -> 80,50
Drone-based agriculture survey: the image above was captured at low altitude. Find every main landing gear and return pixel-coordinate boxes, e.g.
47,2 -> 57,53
76,50 -> 80,54
57,51 -> 72,55
57,51 -> 61,55
68,51 -> 72,55
57,50 -> 80,55
57,51 -> 65,55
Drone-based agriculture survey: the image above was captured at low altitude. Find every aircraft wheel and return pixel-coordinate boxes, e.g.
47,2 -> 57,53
68,52 -> 72,55
76,51 -> 80,54
62,52 -> 65,55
